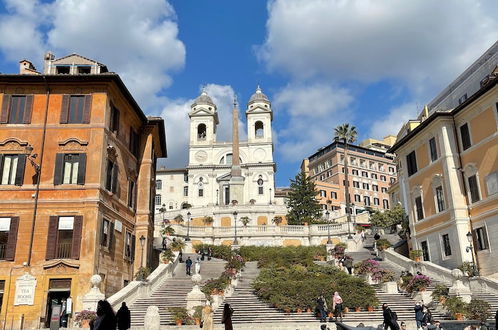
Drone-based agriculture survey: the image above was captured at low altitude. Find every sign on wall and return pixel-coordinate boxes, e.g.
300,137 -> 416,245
0,217 -> 11,231
14,273 -> 37,305
115,220 -> 122,232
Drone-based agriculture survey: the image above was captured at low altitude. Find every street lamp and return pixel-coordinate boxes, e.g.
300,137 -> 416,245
159,203 -> 167,224
233,211 -> 239,245
326,210 -> 331,244
140,235 -> 145,281
216,189 -> 219,206
466,231 -> 479,276
269,188 -> 272,205
186,212 -> 191,241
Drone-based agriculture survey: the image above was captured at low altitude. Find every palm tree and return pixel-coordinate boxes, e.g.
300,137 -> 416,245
334,123 -> 358,239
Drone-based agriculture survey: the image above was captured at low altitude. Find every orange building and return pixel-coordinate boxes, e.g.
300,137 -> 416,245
0,53 -> 166,328
303,140 -> 396,217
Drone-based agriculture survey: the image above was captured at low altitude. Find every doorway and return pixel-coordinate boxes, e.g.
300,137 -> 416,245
45,279 -> 71,328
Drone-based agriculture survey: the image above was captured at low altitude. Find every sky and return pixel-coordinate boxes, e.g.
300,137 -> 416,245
1,0 -> 498,186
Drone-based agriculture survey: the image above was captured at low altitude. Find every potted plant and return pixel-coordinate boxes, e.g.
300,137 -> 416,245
203,216 -> 214,226
134,266 -> 151,281
174,214 -> 184,224
459,262 -> 479,277
431,284 -> 449,304
193,305 -> 203,325
405,274 -> 431,293
443,296 -> 468,320
74,310 -> 97,328
376,238 -> 392,251
409,250 -> 423,262
465,299 -> 491,322
170,238 -> 186,252
160,248 -> 175,263
333,242 -> 347,257
160,225 -> 175,236
249,199 -> 256,205
240,216 -> 251,227
272,216 -> 283,226
168,307 -> 189,325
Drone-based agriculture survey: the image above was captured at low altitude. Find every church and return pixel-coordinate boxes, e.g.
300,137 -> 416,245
155,87 -> 287,231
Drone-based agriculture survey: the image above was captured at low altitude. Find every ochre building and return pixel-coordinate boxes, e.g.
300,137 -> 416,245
0,53 -> 166,328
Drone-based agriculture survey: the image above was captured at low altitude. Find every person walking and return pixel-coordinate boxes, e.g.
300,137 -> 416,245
221,303 -> 234,330
332,292 -> 343,323
201,301 -> 214,330
414,301 -> 423,330
195,257 -> 201,274
382,303 -> 399,330
316,295 -> 327,322
208,247 -> 213,261
185,257 -> 193,275
91,300 -> 117,330
344,256 -> 353,275
116,302 -> 131,330
422,305 -> 433,328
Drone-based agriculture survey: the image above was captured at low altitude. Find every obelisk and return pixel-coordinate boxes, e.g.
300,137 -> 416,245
229,97 -> 245,204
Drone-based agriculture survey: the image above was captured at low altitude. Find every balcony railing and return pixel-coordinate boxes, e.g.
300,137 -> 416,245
56,242 -> 72,259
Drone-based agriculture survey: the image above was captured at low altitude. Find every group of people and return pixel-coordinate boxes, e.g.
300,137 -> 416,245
316,292 -> 344,323
89,300 -> 130,330
383,302 -> 443,330
185,249 -> 214,275
336,255 -> 354,274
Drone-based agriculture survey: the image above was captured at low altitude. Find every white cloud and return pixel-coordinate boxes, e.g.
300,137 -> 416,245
0,0 -> 185,111
273,83 -> 355,161
368,102 -> 420,139
162,84 -> 249,168
259,0 -> 498,96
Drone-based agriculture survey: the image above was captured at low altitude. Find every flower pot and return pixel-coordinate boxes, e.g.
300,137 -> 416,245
284,308 -> 291,314
195,318 -> 201,325
438,296 -> 446,305
80,319 -> 91,328
355,307 -> 361,312
415,256 -> 421,262
297,308 -> 302,313
455,313 -> 464,321
367,306 -> 374,312
307,308 -> 312,313
175,319 -> 182,325
327,312 -> 333,318
419,287 -> 426,292
162,259 -> 170,264
344,307 -> 349,313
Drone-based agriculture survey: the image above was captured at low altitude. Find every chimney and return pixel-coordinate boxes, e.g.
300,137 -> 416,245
19,59 -> 39,75
44,51 -> 55,74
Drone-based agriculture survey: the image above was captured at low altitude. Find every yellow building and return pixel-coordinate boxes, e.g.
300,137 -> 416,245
390,66 -> 498,275
0,53 -> 166,328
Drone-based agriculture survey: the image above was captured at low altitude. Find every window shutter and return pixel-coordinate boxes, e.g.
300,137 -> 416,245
71,215 -> 83,259
77,153 -> 87,185
1,94 -> 11,124
46,216 -> 58,260
14,154 -> 26,186
100,220 -> 106,247
131,234 -> 136,261
23,95 -> 34,124
109,221 -> 115,257
83,95 -> 92,124
111,164 -> 118,194
54,153 -> 64,185
5,216 -> 20,261
60,95 -> 70,124
0,154 -> 4,179
114,109 -> 120,133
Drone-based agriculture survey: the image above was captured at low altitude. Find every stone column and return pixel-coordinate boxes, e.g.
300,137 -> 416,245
82,275 -> 105,311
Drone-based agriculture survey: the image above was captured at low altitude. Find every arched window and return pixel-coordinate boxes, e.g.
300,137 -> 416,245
219,153 -> 235,165
257,175 -> 264,195
255,121 -> 264,138
198,177 -> 204,197
197,124 -> 206,140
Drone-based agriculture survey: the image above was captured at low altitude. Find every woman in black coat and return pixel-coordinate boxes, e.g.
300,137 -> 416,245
382,303 -> 399,330
91,300 -> 117,330
221,303 -> 234,330
116,302 -> 131,330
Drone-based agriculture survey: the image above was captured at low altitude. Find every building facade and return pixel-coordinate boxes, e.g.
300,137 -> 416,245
0,53 -> 166,328
390,54 -> 498,275
303,141 -> 396,217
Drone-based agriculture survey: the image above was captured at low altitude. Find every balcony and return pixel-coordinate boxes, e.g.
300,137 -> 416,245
56,242 -> 72,259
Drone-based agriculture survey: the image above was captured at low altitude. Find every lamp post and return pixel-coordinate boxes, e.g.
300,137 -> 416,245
269,188 -> 272,205
466,231 -> 479,276
326,210 -> 331,244
186,211 -> 191,241
233,211 -> 239,245
159,203 -> 167,224
216,189 -> 219,206
140,235 -> 145,281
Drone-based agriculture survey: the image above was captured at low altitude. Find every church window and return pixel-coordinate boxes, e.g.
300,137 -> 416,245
198,179 -> 204,197
257,175 -> 264,195
255,121 -> 264,138
197,124 -> 206,140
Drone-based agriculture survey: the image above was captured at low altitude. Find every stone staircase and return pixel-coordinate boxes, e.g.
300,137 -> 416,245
128,255 -> 226,327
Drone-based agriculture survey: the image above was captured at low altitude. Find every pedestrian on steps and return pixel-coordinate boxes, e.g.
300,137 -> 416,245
201,301 -> 214,330
116,302 -> 131,330
91,300 -> 117,330
414,301 -> 423,329
382,303 -> 399,330
185,257 -> 193,275
221,303 -> 234,330
316,295 -> 327,322
332,292 -> 343,323
422,305 -> 433,328
344,256 -> 353,275
195,257 -> 201,274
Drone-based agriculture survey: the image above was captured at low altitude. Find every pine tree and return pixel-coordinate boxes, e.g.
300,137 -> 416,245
286,171 -> 323,225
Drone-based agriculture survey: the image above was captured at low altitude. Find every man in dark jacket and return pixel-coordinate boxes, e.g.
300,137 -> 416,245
382,303 -> 399,330
186,257 -> 193,275
414,302 -> 423,329
344,256 -> 354,275
116,302 -> 131,330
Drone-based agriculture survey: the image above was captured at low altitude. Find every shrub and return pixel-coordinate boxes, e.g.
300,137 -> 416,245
354,259 -> 381,275
431,284 -> 449,301
74,310 -> 97,326
458,262 -> 478,277
168,307 -> 192,324
193,305 -> 203,320
193,244 -> 233,260
170,239 -> 186,252
134,267 -> 151,281
374,269 -> 397,283
202,216 -> 214,226
201,275 -> 231,295
465,299 -> 491,322
160,249 -> 175,263
443,296 -> 468,319
409,250 -> 423,260
160,225 -> 175,236
334,242 -> 347,257
376,239 -> 392,251
405,274 -> 431,293
225,254 -> 245,271
239,246 -> 326,268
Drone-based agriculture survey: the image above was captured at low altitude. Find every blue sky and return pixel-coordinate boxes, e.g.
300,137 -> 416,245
1,0 -> 498,186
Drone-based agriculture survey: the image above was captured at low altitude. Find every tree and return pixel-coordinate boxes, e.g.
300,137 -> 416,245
369,204 -> 407,233
334,123 -> 358,237
286,171 -> 322,225
202,216 -> 214,226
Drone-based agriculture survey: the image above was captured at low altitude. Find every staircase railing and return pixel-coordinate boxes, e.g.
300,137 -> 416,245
107,252 -> 179,310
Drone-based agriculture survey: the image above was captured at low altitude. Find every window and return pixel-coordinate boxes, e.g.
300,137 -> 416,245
77,66 -> 91,74
468,175 -> 480,203
406,151 -> 418,176
372,185 -> 379,192
421,241 -> 430,261
320,190 -> 326,197
364,196 -> 371,206
388,167 -> 395,174
435,186 -> 445,212
0,154 -> 26,185
155,194 -> 161,206
371,173 -> 378,180
129,128 -> 140,157
383,199 -> 389,209
458,93 -> 468,105
128,181 -> 136,209
110,104 -> 120,134
362,183 -> 369,190
442,234 -> 452,257
56,66 -> 70,74
1,95 -> 34,124
0,217 -> 19,261
258,176 -> 264,195
184,173 -> 188,183
485,171 -> 498,196
353,181 -> 360,188
183,186 -> 188,197
373,198 -> 379,206
156,179 -> 162,190
331,192 -> 337,199
68,96 -> 84,123
321,204 -> 327,210
124,231 -> 135,261
198,180 -> 204,197
429,137 -> 438,162
53,153 -> 86,185
45,216 -> 83,260
105,160 -> 118,193
460,123 -> 471,150
361,171 -> 368,178
474,227 -> 489,251
352,169 -> 358,175
381,187 -> 387,193
380,175 -> 386,181
101,219 -> 110,247
197,124 -> 207,140
255,121 -> 264,138
62,154 -> 79,184
415,196 -> 424,220
354,194 -> 361,202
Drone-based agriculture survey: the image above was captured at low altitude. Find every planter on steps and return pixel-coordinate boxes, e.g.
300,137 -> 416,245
382,281 -> 398,294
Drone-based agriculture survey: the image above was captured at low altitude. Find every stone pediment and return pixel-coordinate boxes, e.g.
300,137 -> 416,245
0,138 -> 29,153
216,172 -> 232,182
58,138 -> 88,151
190,108 -> 214,117
43,259 -> 80,270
